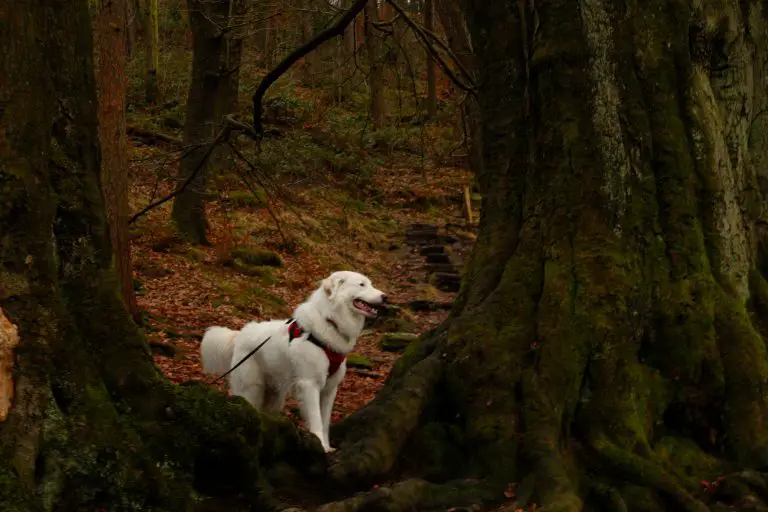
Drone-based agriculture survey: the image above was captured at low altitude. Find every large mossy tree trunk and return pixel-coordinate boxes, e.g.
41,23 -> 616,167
171,0 -> 247,244
0,0 -> 319,509
323,1 -> 768,510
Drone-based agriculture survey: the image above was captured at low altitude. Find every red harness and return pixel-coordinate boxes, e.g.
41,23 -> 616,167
286,319 -> 346,376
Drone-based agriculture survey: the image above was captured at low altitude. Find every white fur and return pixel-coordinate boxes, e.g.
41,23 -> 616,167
200,271 -> 386,452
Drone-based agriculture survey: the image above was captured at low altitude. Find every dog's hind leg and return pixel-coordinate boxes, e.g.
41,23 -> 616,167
229,359 -> 266,410
295,379 -> 329,451
263,386 -> 287,413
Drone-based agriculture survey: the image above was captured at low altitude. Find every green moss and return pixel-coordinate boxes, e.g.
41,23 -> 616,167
230,247 -> 282,267
618,484 -> 666,512
748,269 -> 768,340
347,353 -> 374,369
380,333 -> 419,352
713,288 -> 768,463
654,436 -> 724,479
186,246 -> 207,262
228,189 -> 265,207
231,287 -> 288,317
230,259 -> 278,283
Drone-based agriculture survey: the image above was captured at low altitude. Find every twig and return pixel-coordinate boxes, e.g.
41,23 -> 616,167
227,141 -> 291,248
385,0 -> 476,94
251,0 -> 370,136
128,125 -> 232,225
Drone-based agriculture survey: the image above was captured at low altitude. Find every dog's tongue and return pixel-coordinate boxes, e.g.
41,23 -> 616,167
355,299 -> 375,313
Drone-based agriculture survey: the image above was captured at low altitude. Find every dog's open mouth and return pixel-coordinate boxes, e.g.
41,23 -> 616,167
353,299 -> 378,316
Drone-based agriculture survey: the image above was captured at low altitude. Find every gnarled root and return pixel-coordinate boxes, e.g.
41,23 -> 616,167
327,351 -> 444,485
590,434 -> 709,512
316,478 -> 500,512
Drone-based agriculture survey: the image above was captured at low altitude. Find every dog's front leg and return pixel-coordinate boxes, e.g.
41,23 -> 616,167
296,379 -> 331,452
319,383 -> 339,451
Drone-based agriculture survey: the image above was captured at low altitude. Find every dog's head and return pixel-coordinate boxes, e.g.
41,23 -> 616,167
321,271 -> 386,319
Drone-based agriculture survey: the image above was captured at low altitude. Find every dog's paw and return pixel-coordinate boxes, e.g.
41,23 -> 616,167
324,446 -> 337,454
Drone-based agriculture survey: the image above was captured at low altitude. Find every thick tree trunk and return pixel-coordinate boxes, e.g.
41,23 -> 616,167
94,0 -> 141,323
324,1 -> 768,511
364,0 -> 385,130
0,0 -> 318,509
171,0 -> 246,244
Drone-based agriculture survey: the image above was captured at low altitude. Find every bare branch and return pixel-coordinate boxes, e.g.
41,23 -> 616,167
127,117 -> 254,224
385,0 -> 476,94
251,0 -> 369,137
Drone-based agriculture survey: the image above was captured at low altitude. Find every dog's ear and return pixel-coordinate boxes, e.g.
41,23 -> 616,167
322,274 -> 345,298
322,277 -> 334,297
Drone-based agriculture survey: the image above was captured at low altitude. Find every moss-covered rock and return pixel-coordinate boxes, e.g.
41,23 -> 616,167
347,353 -> 374,369
230,247 -> 283,267
380,333 -> 419,352
231,259 -> 278,282
228,189 -> 265,208
186,246 -> 208,262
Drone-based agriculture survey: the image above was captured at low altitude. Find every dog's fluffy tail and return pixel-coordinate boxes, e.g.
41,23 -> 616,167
200,326 -> 236,375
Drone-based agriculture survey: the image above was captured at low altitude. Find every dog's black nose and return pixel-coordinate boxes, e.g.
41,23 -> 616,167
381,294 -> 388,303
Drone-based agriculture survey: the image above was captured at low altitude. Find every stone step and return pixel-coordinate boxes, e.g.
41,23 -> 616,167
426,263 -> 456,274
419,245 -> 446,256
426,252 -> 451,264
434,272 -> 461,292
406,300 -> 454,312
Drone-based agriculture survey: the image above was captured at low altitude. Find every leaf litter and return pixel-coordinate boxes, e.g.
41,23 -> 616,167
128,138 -> 477,427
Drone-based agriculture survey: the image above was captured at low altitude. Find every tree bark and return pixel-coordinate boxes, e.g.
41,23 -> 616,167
325,1 -> 768,510
171,0 -> 247,244
0,0 -> 319,508
300,0 -> 316,86
144,0 -> 160,103
94,0 -> 141,323
423,0 -> 437,119
364,0 -> 385,130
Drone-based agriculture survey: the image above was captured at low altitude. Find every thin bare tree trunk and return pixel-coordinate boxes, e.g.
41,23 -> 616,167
145,0 -> 160,103
300,0 -> 316,86
171,0 -> 247,243
434,0 -> 480,174
364,0 -> 384,130
94,0 -> 140,322
423,0 -> 436,119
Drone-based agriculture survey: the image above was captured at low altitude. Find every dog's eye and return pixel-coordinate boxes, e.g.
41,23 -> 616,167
359,283 -> 364,287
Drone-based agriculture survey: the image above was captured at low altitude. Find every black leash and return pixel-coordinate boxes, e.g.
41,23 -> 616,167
209,335 -> 272,384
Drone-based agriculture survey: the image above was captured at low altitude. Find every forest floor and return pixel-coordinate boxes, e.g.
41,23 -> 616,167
125,87 -> 478,425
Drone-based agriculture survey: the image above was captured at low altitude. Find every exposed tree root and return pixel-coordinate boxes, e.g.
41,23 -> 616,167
328,351 -> 444,485
590,434 -> 709,512
316,478 -> 500,512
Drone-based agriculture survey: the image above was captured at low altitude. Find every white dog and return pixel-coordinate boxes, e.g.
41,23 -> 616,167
200,270 -> 386,452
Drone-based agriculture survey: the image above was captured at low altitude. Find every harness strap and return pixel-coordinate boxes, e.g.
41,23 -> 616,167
286,319 -> 345,376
